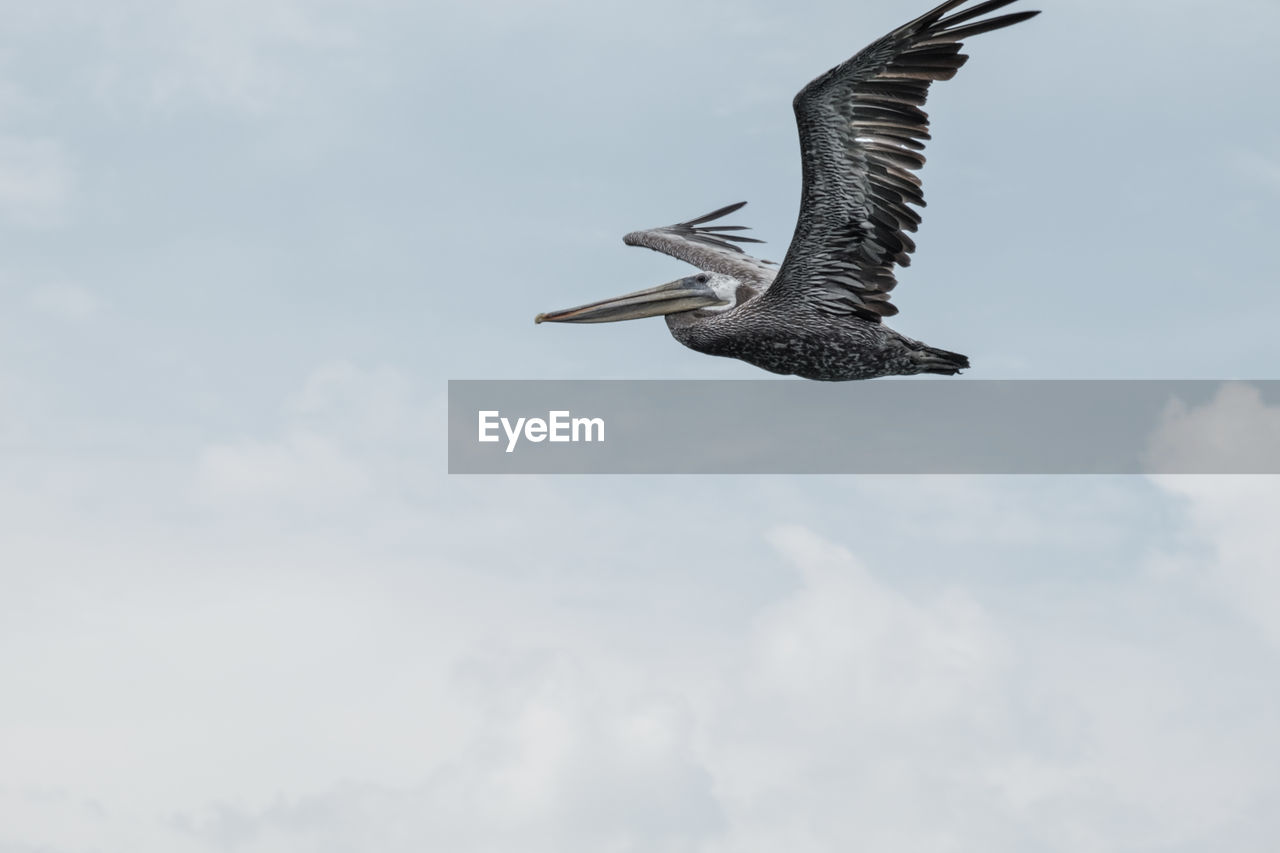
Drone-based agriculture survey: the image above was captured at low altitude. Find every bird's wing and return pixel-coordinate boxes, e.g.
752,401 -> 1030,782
623,201 -> 777,286
762,0 -> 1039,321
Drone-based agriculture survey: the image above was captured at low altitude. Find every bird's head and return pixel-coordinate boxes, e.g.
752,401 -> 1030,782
535,273 -> 753,325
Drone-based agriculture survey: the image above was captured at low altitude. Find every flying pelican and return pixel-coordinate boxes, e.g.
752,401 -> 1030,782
536,0 -> 1039,381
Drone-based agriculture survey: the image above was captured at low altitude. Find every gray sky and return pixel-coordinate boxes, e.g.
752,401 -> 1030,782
2,0 -> 1280,851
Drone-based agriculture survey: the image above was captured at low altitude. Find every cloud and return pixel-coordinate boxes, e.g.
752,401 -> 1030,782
193,361 -> 434,513
0,787 -> 106,853
7,358 -> 1280,853
143,522 -> 1011,853
752,525 -> 1008,727
172,649 -> 723,853
711,525 -> 1280,853
150,522 -> 1280,853
1152,474 -> 1280,651
7,446 -> 1280,853
1146,383 -> 1280,474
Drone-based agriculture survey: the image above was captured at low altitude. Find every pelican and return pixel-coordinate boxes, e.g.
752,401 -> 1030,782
536,0 -> 1039,381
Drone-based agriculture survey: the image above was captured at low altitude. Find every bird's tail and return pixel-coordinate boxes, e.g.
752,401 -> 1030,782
914,344 -> 970,376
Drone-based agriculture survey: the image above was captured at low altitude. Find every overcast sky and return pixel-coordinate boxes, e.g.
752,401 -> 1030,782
2,0 -> 1280,851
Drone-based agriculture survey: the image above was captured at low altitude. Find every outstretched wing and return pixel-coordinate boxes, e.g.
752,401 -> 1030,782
623,201 -> 777,286
762,0 -> 1039,321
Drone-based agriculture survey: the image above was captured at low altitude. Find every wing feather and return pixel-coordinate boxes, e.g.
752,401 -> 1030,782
761,0 -> 1039,321
623,202 -> 777,286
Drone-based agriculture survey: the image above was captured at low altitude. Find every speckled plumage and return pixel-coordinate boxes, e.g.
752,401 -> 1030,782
539,0 -> 1040,381
667,294 -> 967,381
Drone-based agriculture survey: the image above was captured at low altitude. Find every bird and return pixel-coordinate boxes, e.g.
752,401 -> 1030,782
536,0 -> 1039,381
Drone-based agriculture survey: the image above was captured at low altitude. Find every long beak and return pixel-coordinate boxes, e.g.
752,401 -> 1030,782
535,278 -> 723,324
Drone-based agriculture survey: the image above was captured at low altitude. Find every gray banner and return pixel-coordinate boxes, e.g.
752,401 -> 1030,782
447,380 -> 1280,474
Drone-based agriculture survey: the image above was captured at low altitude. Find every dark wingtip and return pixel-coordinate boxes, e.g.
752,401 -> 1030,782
940,9 -> 1041,41
682,201 -> 748,227
936,0 -> 1021,27
910,0 -> 970,31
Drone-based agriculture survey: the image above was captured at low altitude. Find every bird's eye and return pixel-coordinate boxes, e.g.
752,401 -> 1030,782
696,274 -> 709,283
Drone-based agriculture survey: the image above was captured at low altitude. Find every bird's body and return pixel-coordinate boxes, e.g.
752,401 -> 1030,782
536,0 -> 1040,381
666,282 -> 968,381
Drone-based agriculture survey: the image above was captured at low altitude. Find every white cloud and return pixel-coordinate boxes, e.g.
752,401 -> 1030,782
1152,475 -> 1280,651
5,460 -> 1280,853
751,525 -> 1008,728
8,365 -> 1280,853
193,362 -> 434,513
1146,383 -> 1280,474
1146,384 -> 1280,646
708,525 -> 1280,853
169,651 -> 722,853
